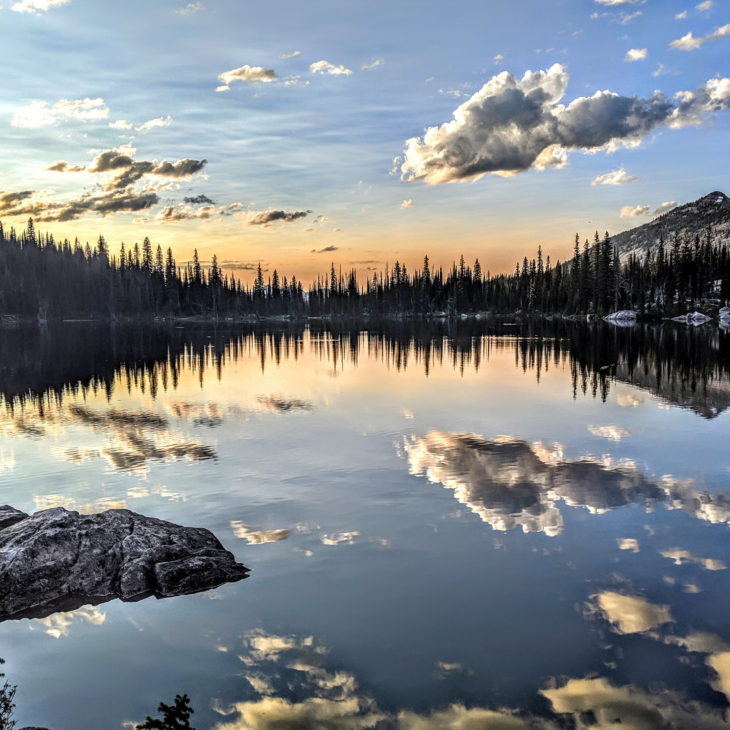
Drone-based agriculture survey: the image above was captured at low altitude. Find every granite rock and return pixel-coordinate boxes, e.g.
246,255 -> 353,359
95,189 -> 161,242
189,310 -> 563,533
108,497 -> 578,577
0,505 -> 249,620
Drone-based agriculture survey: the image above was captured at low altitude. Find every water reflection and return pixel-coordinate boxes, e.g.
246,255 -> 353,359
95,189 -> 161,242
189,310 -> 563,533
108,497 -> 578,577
1,320 -> 728,419
210,628 -> 730,730
404,431 -> 730,535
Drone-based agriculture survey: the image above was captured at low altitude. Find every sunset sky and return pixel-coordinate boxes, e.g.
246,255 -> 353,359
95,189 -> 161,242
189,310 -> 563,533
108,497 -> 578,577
0,0 -> 728,283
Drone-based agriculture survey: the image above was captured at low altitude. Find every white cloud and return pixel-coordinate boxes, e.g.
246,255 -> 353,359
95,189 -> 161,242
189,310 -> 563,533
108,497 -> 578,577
309,60 -> 353,76
670,24 -> 730,50
244,209 -> 311,227
156,202 -> 243,224
175,2 -> 203,14
595,0 -> 644,4
591,168 -> 639,186
12,98 -> 109,128
696,0 -> 714,10
399,199 -> 413,209
620,11 -> 642,23
400,65 -> 730,184
493,53 -> 505,65
621,204 -> 651,217
282,75 -> 309,88
11,0 -> 68,12
653,200 -> 677,215
279,51 -> 301,59
362,59 -> 384,70
136,116 -> 173,133
676,11 -> 688,19
625,48 -> 648,61
617,538 -> 640,552
109,120 -> 133,130
217,65 -> 277,91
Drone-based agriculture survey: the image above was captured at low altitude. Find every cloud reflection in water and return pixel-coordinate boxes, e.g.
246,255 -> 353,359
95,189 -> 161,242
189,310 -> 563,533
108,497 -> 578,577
212,629 -> 730,730
404,431 -> 730,536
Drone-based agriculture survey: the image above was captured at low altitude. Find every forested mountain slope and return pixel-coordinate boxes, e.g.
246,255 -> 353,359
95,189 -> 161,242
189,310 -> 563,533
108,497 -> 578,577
613,192 -> 730,262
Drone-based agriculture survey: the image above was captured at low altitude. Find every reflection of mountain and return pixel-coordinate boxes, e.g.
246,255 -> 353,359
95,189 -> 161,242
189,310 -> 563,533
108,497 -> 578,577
405,431 -> 730,536
0,320 -> 728,418
212,629 -> 730,730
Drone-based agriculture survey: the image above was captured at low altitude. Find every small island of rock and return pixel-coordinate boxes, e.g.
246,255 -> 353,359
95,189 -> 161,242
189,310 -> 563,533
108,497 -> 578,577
0,505 -> 249,621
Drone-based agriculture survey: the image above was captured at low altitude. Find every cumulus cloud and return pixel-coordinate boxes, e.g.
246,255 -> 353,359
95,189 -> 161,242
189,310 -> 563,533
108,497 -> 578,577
591,168 -> 639,186
136,116 -> 172,133
654,200 -> 678,215
594,0 -> 645,4
625,48 -> 648,61
109,120 -> 133,130
245,209 -> 311,226
0,145 -> 207,223
12,98 -> 109,128
0,187 -> 159,223
676,11 -> 688,18
617,538 -> 640,552
280,51 -> 301,59
86,146 -> 208,189
671,24 -> 730,50
362,59 -> 384,70
697,0 -> 715,10
621,204 -> 651,217
217,65 -> 277,91
44,160 -> 84,173
310,60 -> 353,76
400,64 -> 730,184
591,591 -> 673,634
11,0 -> 68,12
399,199 -> 413,209
184,194 -> 215,205
155,202 -> 243,224
660,547 -> 727,570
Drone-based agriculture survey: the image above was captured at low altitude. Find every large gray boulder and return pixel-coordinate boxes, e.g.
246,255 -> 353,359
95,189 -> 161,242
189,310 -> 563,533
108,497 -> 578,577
0,505 -> 249,621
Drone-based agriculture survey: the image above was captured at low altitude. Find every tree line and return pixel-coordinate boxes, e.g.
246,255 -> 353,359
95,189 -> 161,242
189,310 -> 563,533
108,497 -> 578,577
0,218 -> 727,320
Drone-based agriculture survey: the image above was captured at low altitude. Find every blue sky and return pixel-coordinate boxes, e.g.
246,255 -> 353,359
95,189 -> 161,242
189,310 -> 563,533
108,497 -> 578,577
0,0 -> 728,279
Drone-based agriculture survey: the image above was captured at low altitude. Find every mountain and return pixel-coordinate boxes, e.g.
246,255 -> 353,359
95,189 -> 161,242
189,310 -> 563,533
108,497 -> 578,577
612,191 -> 730,262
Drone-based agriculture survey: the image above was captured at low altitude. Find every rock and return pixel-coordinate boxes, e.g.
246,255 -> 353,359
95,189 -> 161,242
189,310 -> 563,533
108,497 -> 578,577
0,506 -> 249,621
604,310 -> 637,322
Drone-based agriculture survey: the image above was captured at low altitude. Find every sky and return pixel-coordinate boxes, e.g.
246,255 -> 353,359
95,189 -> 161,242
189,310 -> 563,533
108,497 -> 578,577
0,0 -> 728,283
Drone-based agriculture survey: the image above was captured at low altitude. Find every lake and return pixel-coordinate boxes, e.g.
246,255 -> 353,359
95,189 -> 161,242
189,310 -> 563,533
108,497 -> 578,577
1,319 -> 730,730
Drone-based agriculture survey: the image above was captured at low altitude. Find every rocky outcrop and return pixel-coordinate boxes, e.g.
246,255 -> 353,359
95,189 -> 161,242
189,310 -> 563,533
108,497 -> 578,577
613,191 -> 730,262
0,506 -> 249,621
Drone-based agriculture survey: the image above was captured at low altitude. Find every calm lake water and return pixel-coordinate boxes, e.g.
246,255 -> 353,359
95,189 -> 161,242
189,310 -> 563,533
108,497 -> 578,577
1,320 -> 730,729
